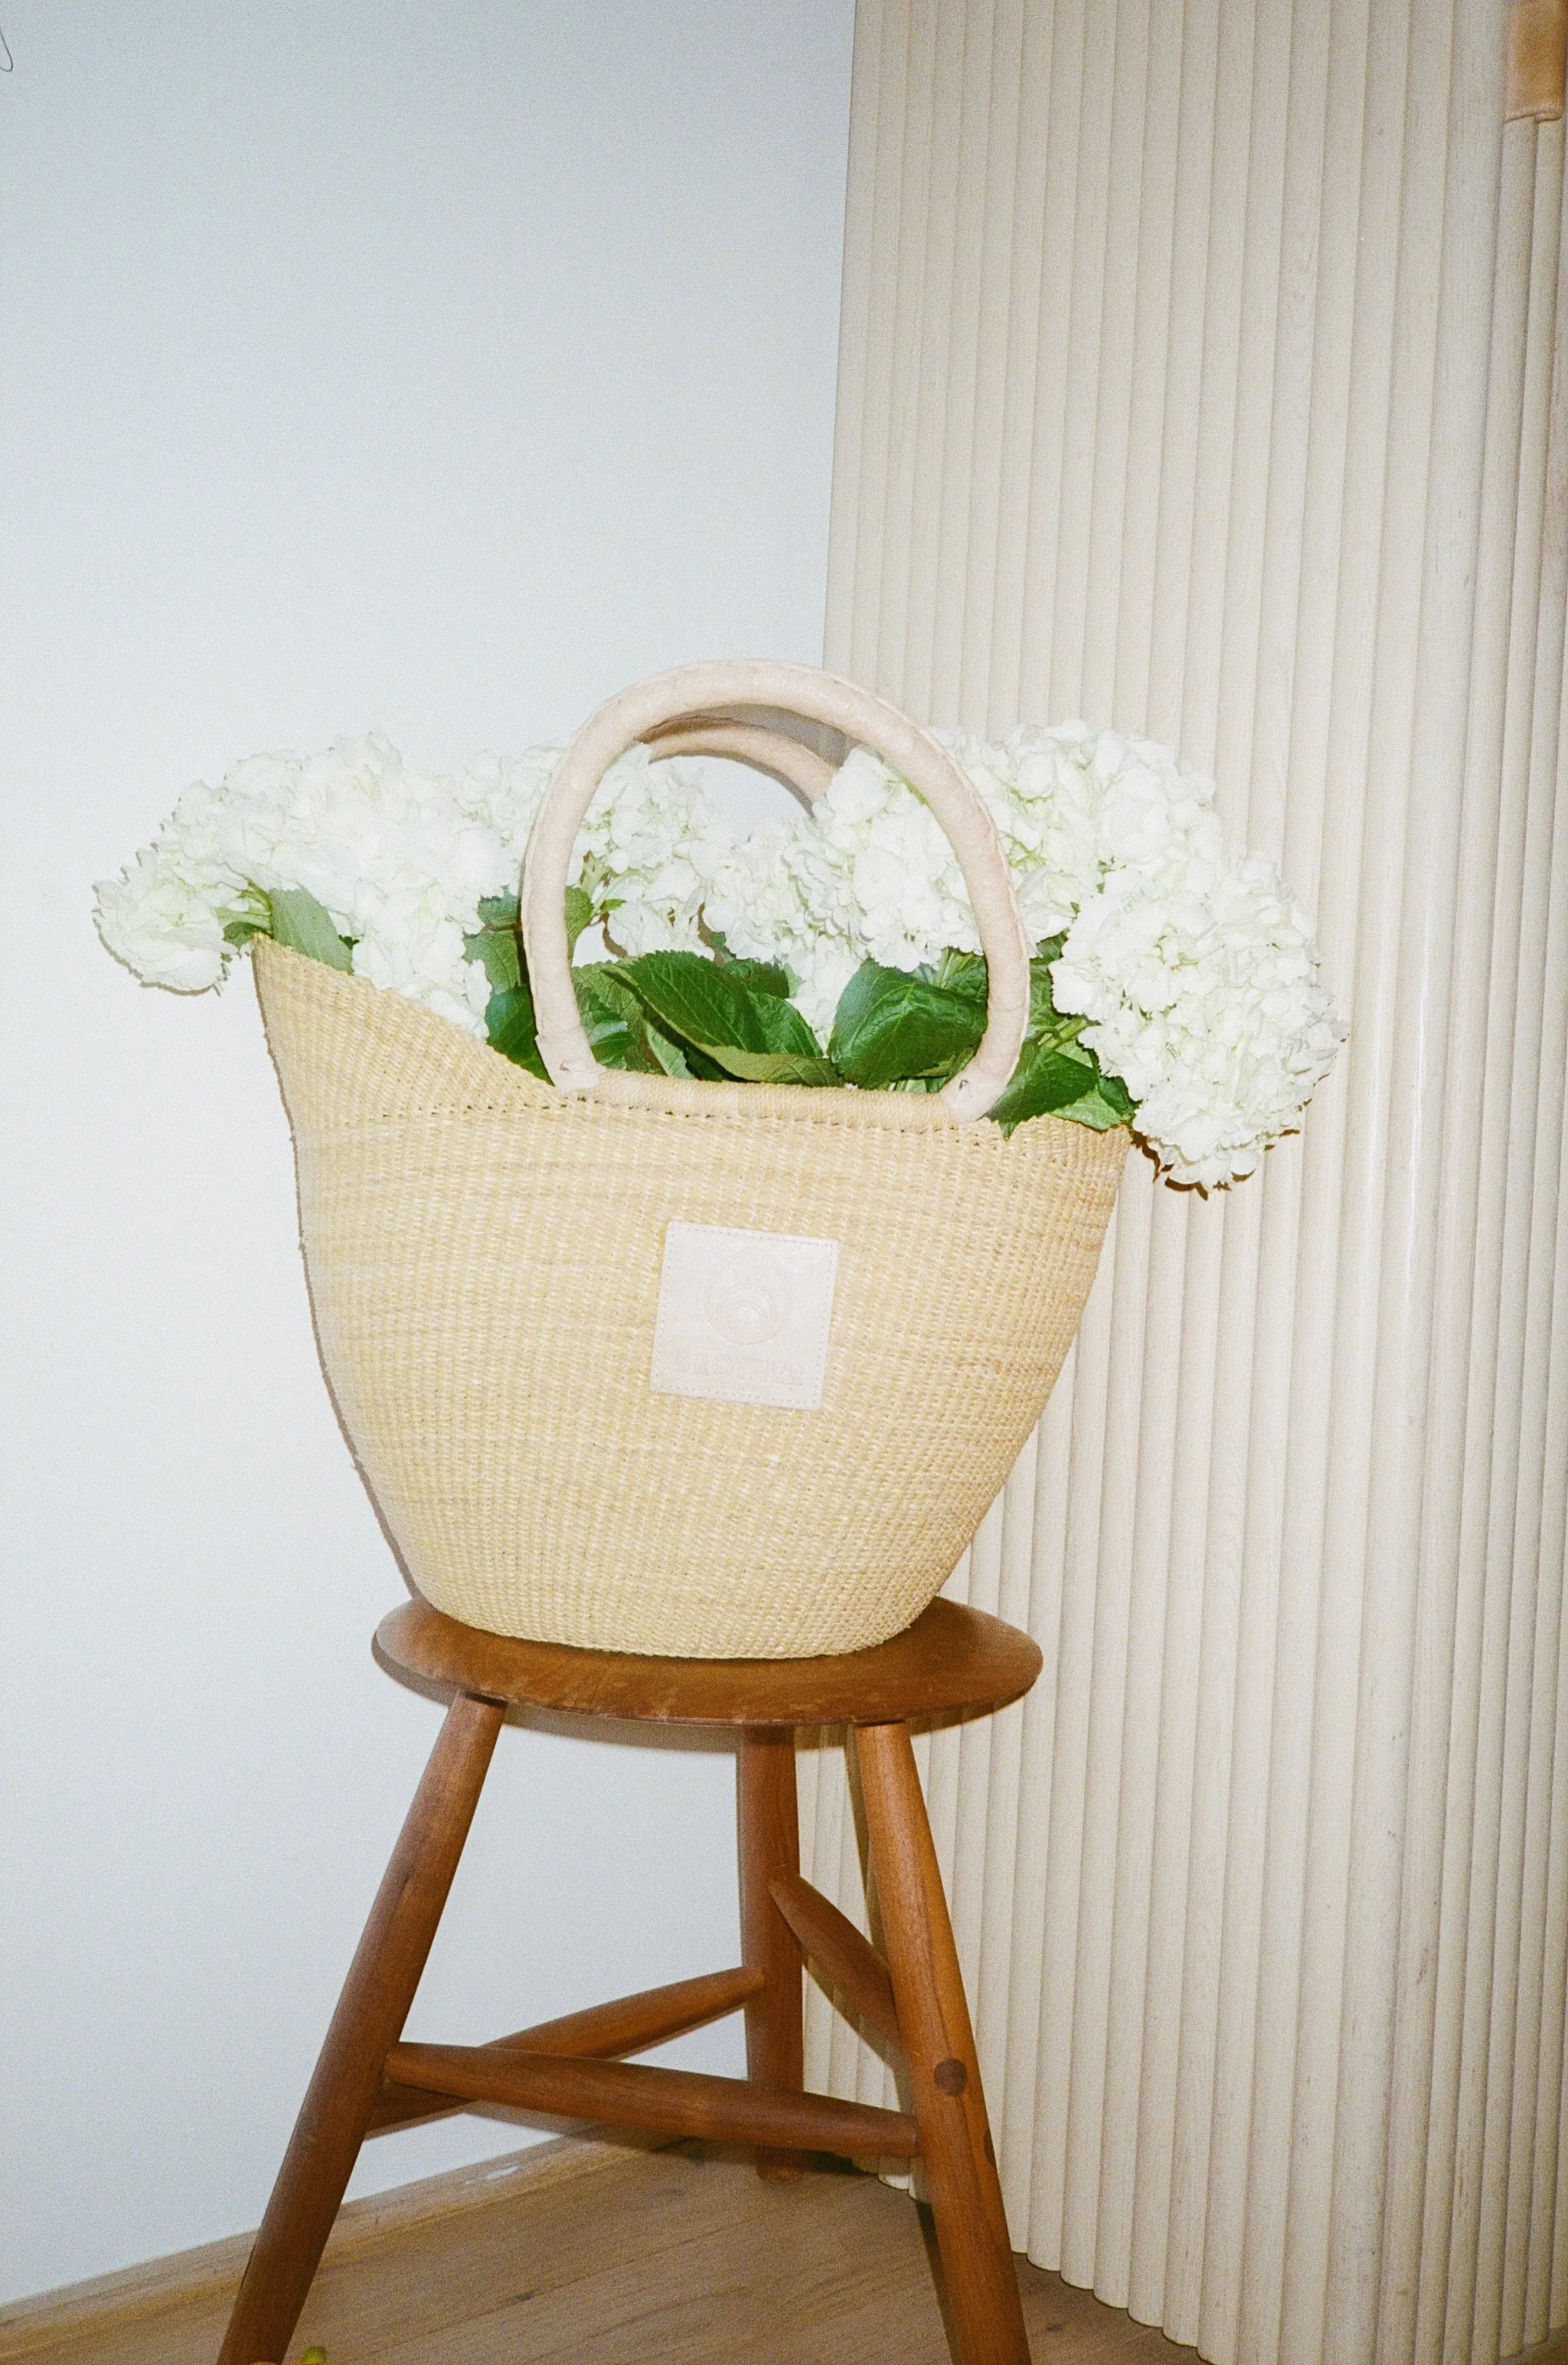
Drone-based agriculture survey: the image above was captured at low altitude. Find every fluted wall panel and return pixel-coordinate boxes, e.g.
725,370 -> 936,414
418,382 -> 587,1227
799,9 -> 1568,2362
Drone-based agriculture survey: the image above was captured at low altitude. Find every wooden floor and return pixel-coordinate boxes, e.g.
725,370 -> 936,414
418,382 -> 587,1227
8,2138 -> 1199,2365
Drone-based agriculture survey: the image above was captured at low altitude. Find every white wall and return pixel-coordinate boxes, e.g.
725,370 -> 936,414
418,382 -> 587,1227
0,0 -> 853,2302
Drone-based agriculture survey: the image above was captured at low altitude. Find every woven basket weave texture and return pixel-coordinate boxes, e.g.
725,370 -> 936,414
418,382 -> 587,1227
256,938 -> 1125,1658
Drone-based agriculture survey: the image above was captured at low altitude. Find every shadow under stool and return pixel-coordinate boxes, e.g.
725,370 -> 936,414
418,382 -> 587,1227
217,1593 -> 1043,2365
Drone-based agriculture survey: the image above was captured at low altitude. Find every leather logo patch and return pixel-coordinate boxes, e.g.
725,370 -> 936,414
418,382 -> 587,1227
650,1222 -> 840,1411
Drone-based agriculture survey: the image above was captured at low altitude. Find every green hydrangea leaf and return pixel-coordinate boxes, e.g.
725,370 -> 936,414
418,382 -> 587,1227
611,952 -> 776,1056
467,887 -> 586,1018
1067,1071 -> 1136,1129
698,1044 -> 841,1086
463,924 -> 522,995
219,890 -> 273,950
571,963 -> 711,1076
572,965 -> 658,1072
268,887 -> 354,971
987,1037 -> 1135,1137
643,1023 -> 699,1079
606,951 -> 832,1085
918,942 -> 1075,1026
828,960 -> 985,1087
932,948 -> 988,1001
1029,941 -> 1090,1031
577,953 -> 828,1083
985,1044 -> 1096,1132
564,884 -> 594,957
750,990 -> 825,1059
485,983 -> 548,1079
713,952 -> 792,999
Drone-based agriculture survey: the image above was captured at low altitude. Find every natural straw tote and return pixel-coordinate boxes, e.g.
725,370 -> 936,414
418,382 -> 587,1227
254,662 -> 1127,1658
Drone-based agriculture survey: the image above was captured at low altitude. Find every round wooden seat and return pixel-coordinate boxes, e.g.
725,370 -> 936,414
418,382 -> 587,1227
377,1592 -> 1042,1726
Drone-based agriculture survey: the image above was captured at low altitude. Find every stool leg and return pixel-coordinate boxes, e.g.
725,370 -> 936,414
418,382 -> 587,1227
216,1690 -> 505,2365
737,1725 -> 805,2180
855,1719 -> 1031,2365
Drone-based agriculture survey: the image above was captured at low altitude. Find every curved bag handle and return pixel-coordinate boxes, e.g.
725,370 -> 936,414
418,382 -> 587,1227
643,715 -> 836,805
521,660 -> 1031,1123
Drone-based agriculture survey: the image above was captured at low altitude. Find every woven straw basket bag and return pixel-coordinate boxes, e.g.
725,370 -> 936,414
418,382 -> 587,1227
255,662 -> 1126,1658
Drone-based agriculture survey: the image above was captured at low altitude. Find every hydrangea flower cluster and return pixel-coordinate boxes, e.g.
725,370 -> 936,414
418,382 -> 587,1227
95,717 -> 1341,1188
94,734 -> 716,1037
704,724 -> 1111,1035
707,721 -> 1341,1187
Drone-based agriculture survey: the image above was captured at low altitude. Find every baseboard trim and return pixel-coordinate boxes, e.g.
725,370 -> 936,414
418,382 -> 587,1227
0,2128 -> 648,2359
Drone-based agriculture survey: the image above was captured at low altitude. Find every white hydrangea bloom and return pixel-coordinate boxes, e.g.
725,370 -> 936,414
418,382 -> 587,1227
93,769 -> 264,994
93,842 -> 242,993
1052,849 -> 1342,1188
709,720 -> 1341,1186
93,735 -> 724,1037
225,737 -> 518,1031
703,815 -> 860,1036
578,744 -> 722,958
451,744 -> 559,877
96,714 -> 1341,1189
706,721 -> 1130,998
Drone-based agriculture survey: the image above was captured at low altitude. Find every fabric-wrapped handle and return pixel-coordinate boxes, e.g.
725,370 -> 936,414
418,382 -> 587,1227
521,660 -> 1031,1123
643,715 -> 836,805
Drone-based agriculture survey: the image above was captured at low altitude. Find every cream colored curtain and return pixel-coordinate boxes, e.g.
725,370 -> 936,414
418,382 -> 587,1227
797,8 -> 1568,2363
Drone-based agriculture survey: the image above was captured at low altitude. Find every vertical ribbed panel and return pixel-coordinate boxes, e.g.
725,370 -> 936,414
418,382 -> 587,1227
802,8 -> 1568,2362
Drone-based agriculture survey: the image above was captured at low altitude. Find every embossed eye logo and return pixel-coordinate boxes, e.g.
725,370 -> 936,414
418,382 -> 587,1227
704,1255 -> 789,1346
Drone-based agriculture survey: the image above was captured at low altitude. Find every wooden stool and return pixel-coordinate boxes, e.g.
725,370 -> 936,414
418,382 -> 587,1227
217,1595 -> 1042,2365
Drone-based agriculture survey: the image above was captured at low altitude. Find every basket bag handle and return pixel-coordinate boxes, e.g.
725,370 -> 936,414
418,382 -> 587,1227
643,714 -> 837,805
521,661 -> 1031,1123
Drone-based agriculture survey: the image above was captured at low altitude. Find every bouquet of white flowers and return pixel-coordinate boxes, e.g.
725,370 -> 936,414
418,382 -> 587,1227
96,708 -> 1339,1191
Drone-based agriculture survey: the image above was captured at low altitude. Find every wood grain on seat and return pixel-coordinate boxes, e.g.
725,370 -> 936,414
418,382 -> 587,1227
375,1593 -> 1042,1726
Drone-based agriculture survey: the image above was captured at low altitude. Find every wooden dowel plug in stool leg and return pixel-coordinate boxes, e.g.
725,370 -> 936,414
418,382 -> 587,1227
857,1718 -> 1031,2365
